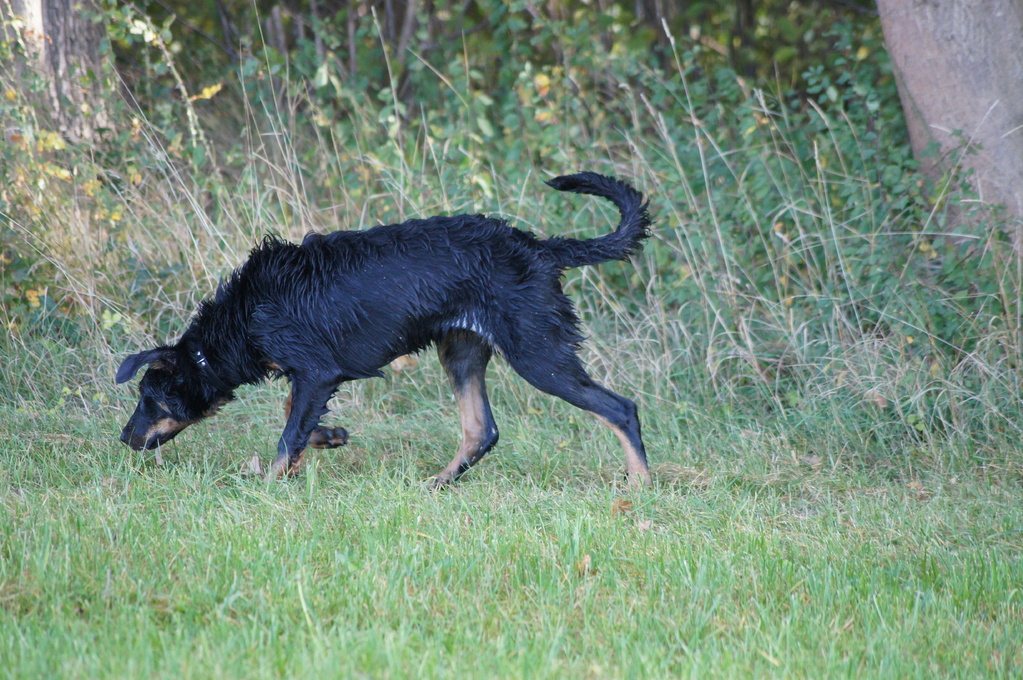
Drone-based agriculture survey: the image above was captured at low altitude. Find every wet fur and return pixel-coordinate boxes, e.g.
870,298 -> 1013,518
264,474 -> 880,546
117,172 -> 652,486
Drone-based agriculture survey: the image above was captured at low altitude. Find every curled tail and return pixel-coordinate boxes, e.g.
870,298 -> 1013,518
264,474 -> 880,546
543,172 -> 651,269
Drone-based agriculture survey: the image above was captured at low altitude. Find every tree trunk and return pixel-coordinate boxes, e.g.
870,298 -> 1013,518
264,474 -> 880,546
877,1 -> 1023,239
6,0 -> 109,143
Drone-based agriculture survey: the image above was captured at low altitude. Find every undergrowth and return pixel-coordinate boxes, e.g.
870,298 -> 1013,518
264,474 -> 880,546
1,5 -> 1021,472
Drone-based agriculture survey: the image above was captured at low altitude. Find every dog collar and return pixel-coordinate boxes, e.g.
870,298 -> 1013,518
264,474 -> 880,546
193,348 -> 232,392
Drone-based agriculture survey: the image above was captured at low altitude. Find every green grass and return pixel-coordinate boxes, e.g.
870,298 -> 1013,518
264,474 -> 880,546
2,360 -> 1022,679
3,14 -> 1023,675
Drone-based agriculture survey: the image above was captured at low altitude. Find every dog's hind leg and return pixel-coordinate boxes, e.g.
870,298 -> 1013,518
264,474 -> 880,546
430,330 -> 499,488
269,376 -> 341,478
505,346 -> 650,488
283,391 -> 348,449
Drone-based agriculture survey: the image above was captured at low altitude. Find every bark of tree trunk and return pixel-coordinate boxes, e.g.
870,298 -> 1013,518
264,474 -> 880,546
6,0 -> 109,143
877,0 -> 1023,239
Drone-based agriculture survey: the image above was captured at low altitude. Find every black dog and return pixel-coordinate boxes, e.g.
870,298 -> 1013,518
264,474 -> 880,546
117,172 -> 652,487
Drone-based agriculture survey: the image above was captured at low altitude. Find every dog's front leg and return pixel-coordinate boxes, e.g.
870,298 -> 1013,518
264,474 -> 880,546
268,375 -> 340,478
283,390 -> 349,449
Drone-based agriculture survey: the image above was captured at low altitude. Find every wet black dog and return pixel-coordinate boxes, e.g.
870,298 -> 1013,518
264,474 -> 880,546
116,172 -> 652,487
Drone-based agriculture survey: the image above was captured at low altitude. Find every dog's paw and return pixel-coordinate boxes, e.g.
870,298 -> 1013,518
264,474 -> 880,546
625,468 -> 652,490
266,453 -> 306,480
423,475 -> 453,492
309,426 -> 348,449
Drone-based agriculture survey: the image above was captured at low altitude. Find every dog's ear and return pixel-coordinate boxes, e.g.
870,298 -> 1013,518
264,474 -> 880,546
116,348 -> 175,384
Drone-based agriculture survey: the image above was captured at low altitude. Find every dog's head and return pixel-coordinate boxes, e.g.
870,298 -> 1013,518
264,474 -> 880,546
116,345 -> 227,451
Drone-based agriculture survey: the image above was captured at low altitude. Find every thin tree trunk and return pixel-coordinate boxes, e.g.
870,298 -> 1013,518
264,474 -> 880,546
396,0 -> 417,63
7,0 -> 109,143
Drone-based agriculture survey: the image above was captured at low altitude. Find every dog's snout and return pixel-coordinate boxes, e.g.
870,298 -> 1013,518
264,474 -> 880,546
119,418 -> 148,450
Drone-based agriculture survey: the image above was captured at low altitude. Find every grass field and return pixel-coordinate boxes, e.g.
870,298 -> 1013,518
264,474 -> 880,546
4,16 -> 1023,675
2,347 -> 1022,679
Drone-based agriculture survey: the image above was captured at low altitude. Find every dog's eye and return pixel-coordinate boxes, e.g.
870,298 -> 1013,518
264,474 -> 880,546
141,397 -> 172,416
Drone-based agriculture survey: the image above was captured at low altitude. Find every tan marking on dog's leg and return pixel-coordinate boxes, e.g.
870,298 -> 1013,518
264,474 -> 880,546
287,451 -> 306,476
267,449 -> 306,479
594,414 -> 651,488
433,376 -> 490,488
267,457 -> 288,479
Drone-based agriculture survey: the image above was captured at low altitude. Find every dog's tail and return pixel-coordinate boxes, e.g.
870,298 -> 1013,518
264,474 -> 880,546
543,172 -> 651,269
